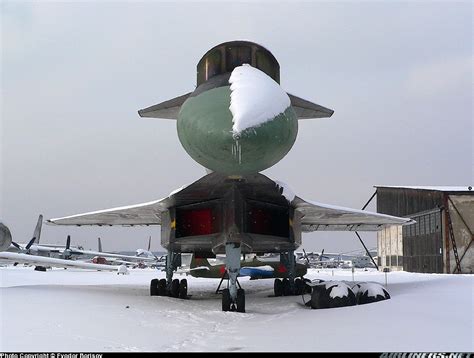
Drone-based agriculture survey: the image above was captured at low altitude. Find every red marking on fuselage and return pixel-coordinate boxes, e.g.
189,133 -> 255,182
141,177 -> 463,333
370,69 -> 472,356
219,266 -> 226,275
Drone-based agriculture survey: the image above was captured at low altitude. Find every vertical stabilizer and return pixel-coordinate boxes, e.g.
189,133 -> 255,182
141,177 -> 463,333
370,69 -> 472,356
33,215 -> 43,244
147,236 -> 152,251
98,237 -> 103,253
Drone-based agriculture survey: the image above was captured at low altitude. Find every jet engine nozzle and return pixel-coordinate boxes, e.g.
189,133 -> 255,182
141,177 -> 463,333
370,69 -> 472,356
0,223 -> 12,252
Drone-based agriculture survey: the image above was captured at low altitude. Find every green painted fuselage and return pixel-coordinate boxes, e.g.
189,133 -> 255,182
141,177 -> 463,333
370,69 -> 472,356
177,86 -> 298,175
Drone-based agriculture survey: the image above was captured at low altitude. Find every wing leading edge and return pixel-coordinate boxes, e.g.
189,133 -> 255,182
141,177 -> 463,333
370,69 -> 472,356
47,176 -> 413,231
293,196 -> 414,232
47,198 -> 169,226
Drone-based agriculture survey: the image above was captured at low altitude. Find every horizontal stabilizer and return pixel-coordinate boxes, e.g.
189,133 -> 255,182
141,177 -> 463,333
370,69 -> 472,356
287,93 -> 334,119
138,92 -> 192,119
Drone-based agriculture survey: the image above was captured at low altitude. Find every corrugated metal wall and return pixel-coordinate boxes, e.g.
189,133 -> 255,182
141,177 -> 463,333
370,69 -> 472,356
402,209 -> 443,273
377,188 -> 473,273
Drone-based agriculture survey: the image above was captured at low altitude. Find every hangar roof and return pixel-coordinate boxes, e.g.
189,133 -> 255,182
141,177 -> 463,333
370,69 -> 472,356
375,185 -> 473,192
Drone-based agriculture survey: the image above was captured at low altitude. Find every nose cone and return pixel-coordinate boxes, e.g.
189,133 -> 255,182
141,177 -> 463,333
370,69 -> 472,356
177,82 -> 298,175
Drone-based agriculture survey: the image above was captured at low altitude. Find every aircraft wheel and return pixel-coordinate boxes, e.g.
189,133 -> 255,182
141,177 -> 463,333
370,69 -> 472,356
150,279 -> 158,296
34,266 -> 47,272
282,278 -> 292,296
222,288 -> 231,312
295,278 -> 304,295
157,278 -> 167,296
171,279 -> 180,298
236,288 -> 245,313
274,279 -> 283,297
179,279 -> 188,299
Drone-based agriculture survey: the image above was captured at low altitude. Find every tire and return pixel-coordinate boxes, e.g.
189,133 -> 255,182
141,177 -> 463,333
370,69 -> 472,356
157,279 -> 167,296
310,285 -> 330,309
282,278 -> 291,296
179,279 -> 188,299
303,278 -> 314,294
327,283 -> 357,308
236,289 -> 245,313
222,288 -> 231,312
171,279 -> 180,298
274,279 -> 283,297
295,278 -> 304,295
150,279 -> 158,296
355,283 -> 390,305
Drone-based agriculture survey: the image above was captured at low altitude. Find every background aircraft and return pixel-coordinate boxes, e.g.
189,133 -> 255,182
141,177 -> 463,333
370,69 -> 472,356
0,221 -> 118,272
47,40 -> 414,312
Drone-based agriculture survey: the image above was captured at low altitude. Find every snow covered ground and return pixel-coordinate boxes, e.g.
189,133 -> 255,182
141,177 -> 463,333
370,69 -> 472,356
0,266 -> 472,352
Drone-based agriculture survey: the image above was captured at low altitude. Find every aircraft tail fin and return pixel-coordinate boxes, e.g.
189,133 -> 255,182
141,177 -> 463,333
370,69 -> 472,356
147,236 -> 151,251
98,237 -> 102,253
32,215 -> 43,244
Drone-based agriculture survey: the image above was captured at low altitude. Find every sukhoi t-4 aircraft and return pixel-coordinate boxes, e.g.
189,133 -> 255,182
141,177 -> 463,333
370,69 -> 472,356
36,41 -> 412,312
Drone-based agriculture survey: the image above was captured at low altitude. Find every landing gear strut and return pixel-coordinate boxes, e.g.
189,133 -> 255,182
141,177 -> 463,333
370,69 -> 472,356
222,243 -> 245,312
273,250 -> 303,296
150,250 -> 188,299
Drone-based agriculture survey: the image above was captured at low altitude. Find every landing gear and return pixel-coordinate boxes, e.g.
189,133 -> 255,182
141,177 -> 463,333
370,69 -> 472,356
170,279 -> 180,298
221,243 -> 245,312
150,251 -> 188,300
222,289 -> 232,311
157,279 -> 167,296
295,278 -> 305,295
236,288 -> 245,313
150,278 -> 158,296
274,277 -> 308,296
274,278 -> 283,297
179,279 -> 188,299
222,288 -> 245,312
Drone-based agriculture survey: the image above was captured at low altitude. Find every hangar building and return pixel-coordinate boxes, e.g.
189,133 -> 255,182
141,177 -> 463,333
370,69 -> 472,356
375,186 -> 473,274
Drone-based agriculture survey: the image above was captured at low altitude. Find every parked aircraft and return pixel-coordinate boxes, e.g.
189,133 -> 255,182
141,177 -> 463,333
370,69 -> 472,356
0,221 -> 117,272
65,237 -> 158,265
46,40 -> 414,312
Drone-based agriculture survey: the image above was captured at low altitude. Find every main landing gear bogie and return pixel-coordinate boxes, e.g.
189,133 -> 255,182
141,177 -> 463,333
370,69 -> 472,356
274,277 -> 311,296
150,278 -> 188,299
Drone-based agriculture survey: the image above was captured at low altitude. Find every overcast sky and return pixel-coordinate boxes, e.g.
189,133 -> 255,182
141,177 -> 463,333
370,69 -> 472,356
1,1 -> 472,253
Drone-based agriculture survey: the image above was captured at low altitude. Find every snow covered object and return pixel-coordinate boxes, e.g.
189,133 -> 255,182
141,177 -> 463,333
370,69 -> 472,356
178,63 -> 298,174
352,282 -> 391,304
309,281 -> 357,309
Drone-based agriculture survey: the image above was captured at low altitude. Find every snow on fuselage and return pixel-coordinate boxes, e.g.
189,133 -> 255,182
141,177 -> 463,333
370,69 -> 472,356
177,65 -> 298,175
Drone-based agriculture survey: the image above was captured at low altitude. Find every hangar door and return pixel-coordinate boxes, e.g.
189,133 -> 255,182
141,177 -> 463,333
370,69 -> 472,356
402,209 -> 443,273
